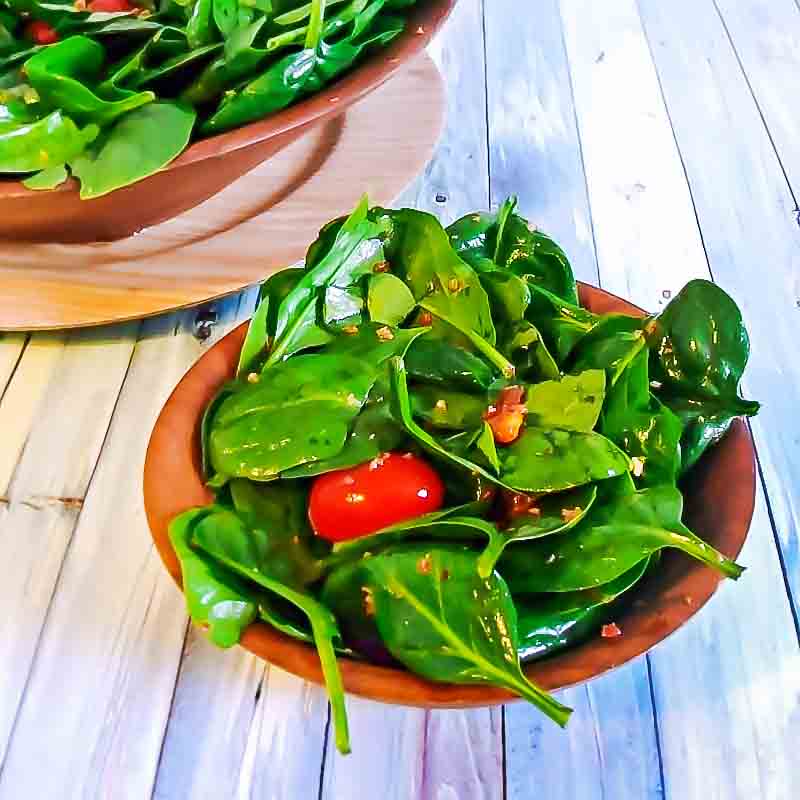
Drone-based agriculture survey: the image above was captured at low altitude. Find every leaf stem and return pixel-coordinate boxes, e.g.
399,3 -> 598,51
420,301 -> 516,378
304,0 -> 327,49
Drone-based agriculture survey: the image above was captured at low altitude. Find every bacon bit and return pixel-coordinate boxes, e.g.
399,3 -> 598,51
417,310 -> 433,326
373,260 -> 390,273
561,506 -> 582,522
376,326 -> 394,341
247,372 -> 260,384
504,492 -> 538,517
631,457 -> 645,477
417,554 -> 433,574
479,485 -> 497,503
486,409 -> 526,445
601,622 -> 623,639
342,325 -> 359,335
484,385 -> 528,445
498,385 -> 525,407
361,587 -> 375,617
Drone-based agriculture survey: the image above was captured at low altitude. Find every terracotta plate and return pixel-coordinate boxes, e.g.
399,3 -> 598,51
144,283 -> 756,707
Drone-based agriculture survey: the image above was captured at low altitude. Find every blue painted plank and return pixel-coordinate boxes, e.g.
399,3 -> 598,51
485,3 -> 663,796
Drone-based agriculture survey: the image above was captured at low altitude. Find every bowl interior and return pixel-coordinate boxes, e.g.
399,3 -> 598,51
143,282 -> 756,708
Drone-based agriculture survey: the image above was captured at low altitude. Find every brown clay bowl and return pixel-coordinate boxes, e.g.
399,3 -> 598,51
0,0 -> 455,244
143,283 -> 756,707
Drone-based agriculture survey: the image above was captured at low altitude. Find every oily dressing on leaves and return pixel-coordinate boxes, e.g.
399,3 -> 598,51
167,194 -> 755,755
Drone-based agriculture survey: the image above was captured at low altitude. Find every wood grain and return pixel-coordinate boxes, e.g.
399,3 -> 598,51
562,2 -> 800,799
0,300 -> 243,798
487,4 -> 662,796
638,0 -> 800,629
1,1 -> 799,797
485,0 -> 598,284
714,0 -> 800,192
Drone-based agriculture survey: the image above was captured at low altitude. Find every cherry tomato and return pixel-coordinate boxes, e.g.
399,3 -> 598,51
88,0 -> 136,11
309,452 -> 445,542
25,21 -> 59,45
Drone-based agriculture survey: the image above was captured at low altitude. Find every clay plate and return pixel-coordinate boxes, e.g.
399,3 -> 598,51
143,283 -> 756,706
0,0 -> 455,243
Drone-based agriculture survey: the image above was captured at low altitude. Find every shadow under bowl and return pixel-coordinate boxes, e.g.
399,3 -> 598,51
0,0 -> 455,244
143,282 -> 756,707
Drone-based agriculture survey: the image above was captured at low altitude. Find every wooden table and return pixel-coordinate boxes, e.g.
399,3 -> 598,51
1,1 -> 798,797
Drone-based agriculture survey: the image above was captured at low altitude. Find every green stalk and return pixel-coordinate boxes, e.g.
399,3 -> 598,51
194,543 -> 351,754
419,300 -> 516,379
304,0 -> 327,49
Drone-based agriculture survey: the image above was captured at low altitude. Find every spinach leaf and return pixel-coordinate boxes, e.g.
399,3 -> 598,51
265,197 -> 386,366
69,101 -> 195,198
202,2 -> 405,134
411,385 -> 487,431
526,283 -> 600,365
210,326 -> 423,481
237,286 -> 270,377
191,511 -> 351,754
500,483 -> 744,593
525,370 -> 606,432
379,208 -> 514,377
24,35 -> 154,125
477,485 -> 597,577
404,337 -> 494,392
516,558 -> 650,662
169,508 -> 258,648
367,272 -> 416,326
600,349 -> 682,487
569,314 -> 649,386
228,479 -> 326,586
0,110 -> 98,172
390,356 -> 630,494
356,544 -> 572,726
497,426 -> 631,494
280,388 -> 405,478
648,280 -> 759,472
505,321 -> 560,381
448,197 -> 579,304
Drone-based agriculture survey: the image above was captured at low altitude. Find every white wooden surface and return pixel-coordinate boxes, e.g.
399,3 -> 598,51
1,1 -> 799,797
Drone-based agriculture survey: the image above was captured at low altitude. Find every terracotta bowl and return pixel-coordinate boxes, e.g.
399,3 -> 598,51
0,0 -> 455,244
143,283 -> 756,707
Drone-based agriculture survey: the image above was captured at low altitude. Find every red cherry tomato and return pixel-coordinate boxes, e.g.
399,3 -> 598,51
309,452 -> 445,542
25,21 -> 59,45
88,0 -> 135,11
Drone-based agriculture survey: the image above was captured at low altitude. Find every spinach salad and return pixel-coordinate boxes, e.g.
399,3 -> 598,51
169,196 -> 758,754
0,0 -> 420,196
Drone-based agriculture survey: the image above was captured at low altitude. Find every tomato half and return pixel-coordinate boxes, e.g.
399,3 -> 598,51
308,452 -> 445,542
25,21 -> 59,45
88,0 -> 136,11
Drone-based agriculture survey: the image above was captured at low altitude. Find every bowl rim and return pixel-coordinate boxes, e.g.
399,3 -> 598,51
0,0 -> 456,199
143,281 -> 757,708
